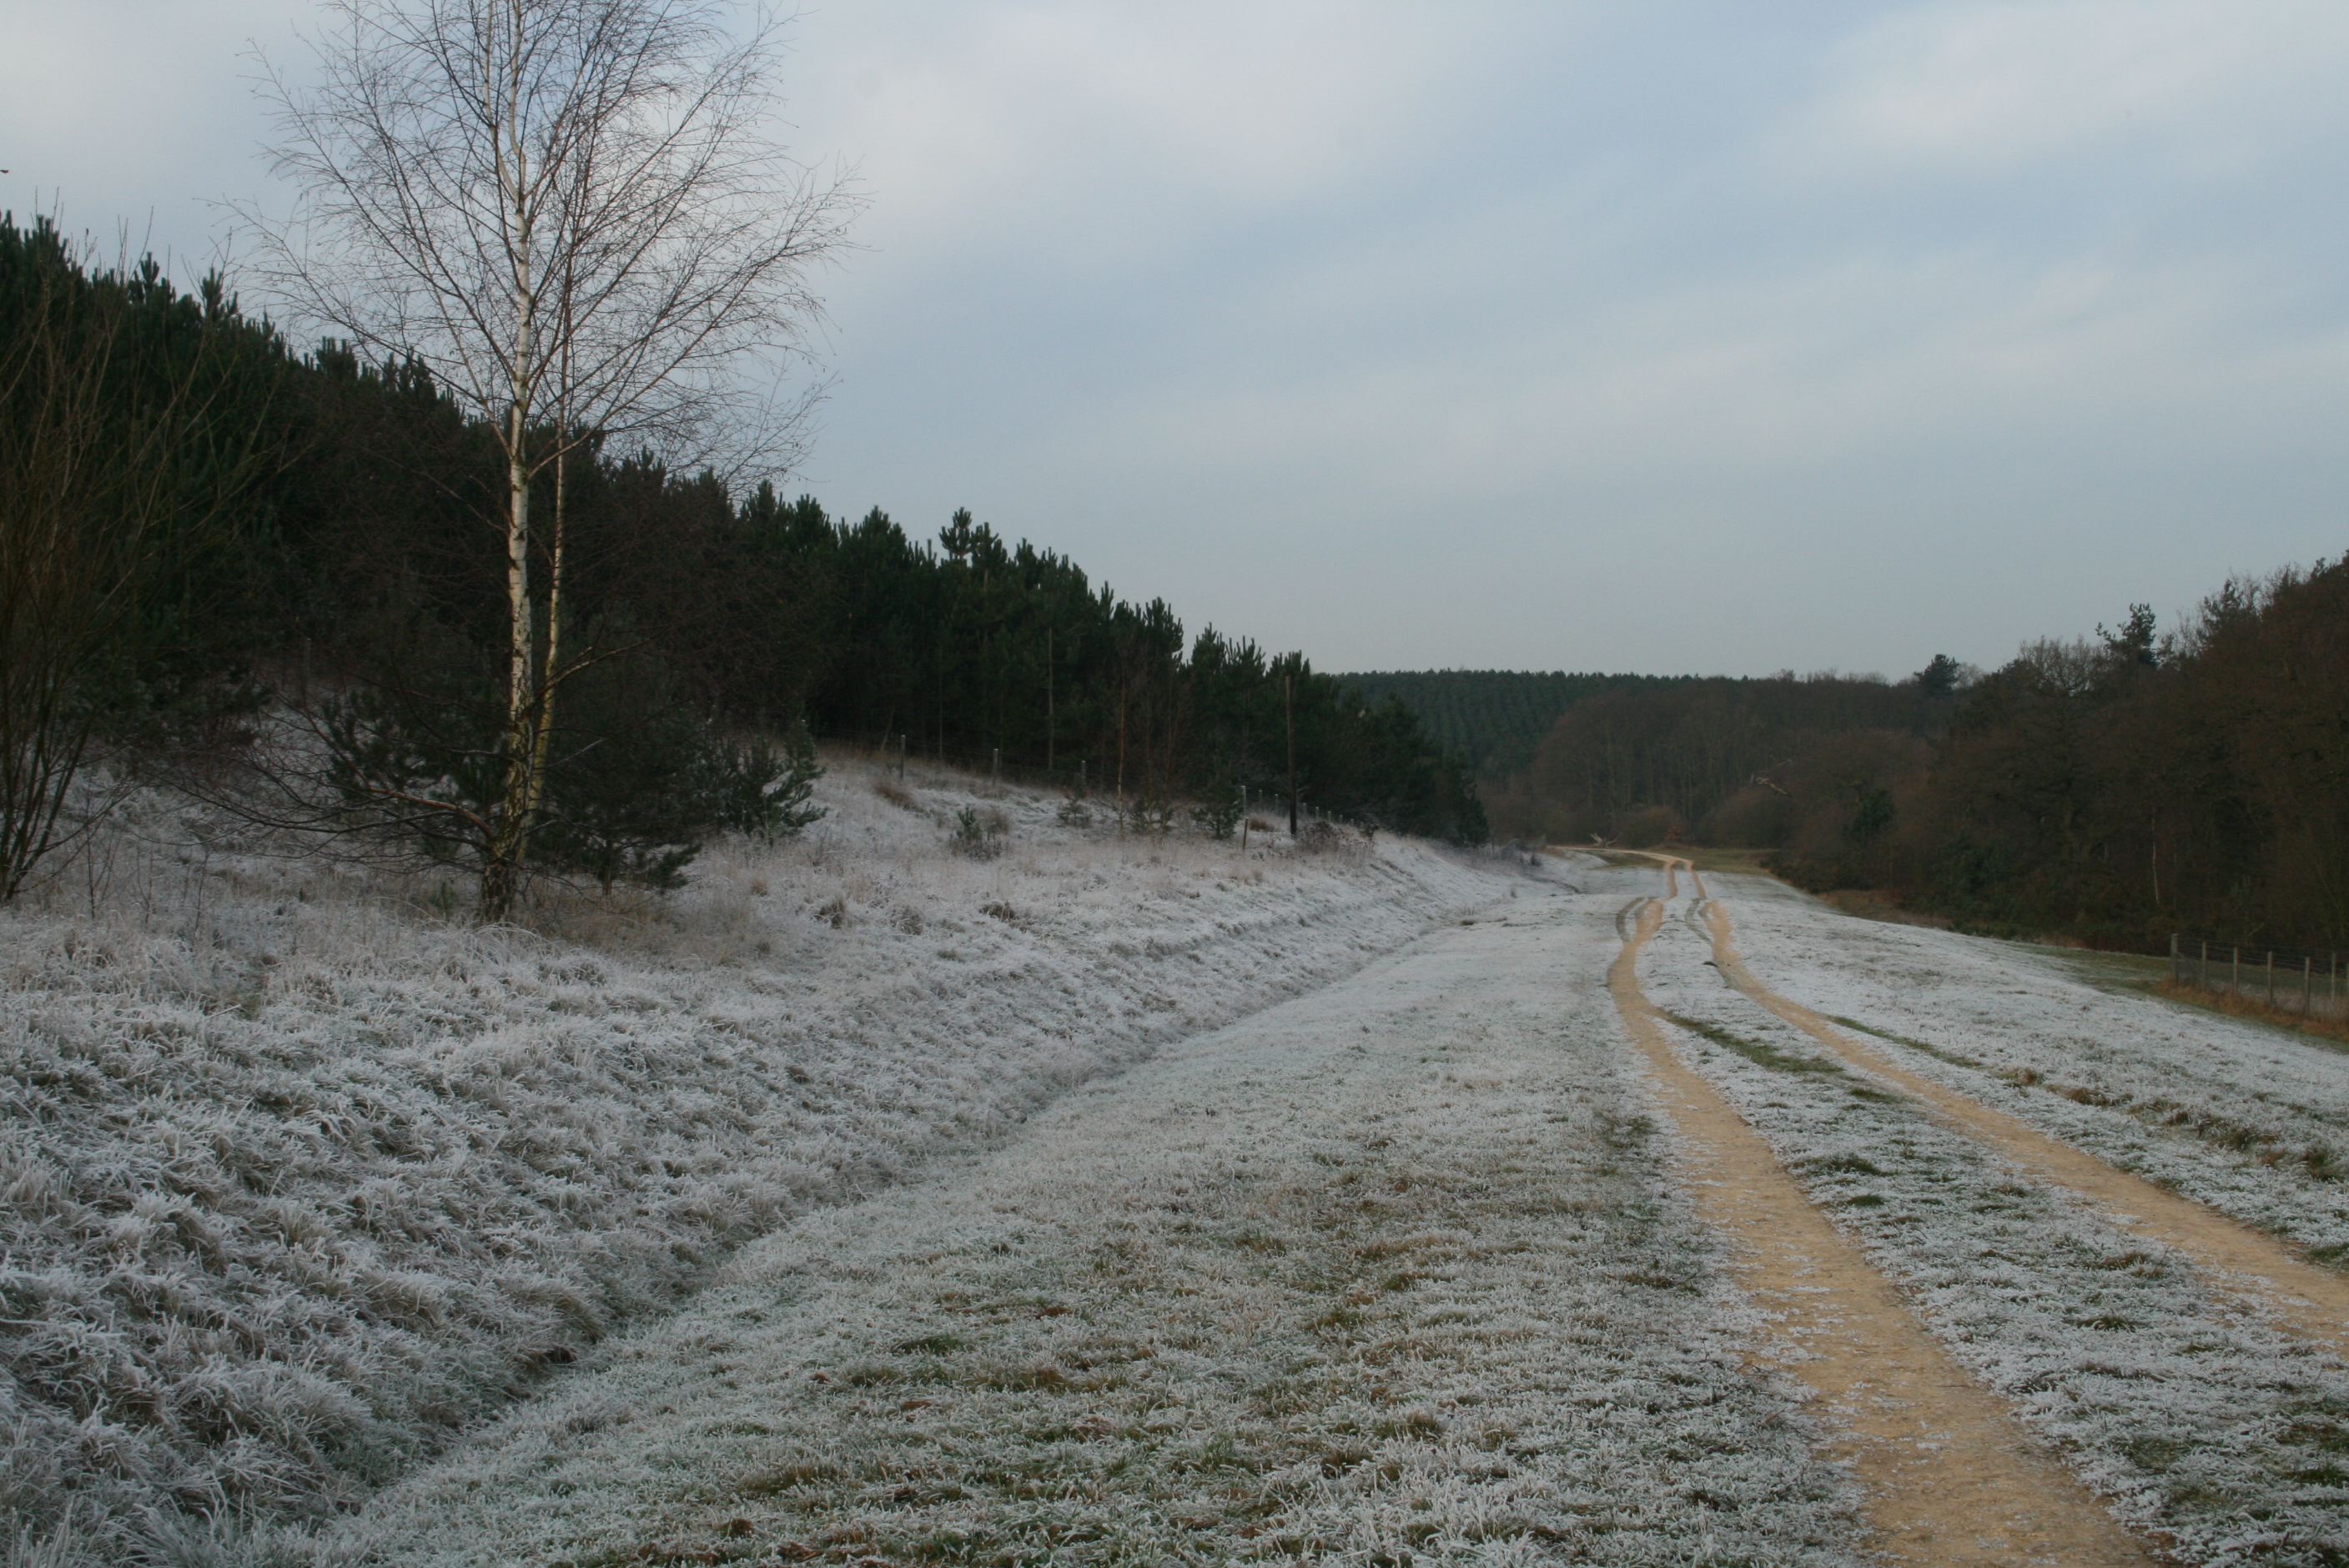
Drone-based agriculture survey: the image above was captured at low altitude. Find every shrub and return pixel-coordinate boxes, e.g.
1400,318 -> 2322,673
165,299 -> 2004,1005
314,631 -> 822,897
952,805 -> 1008,858
1615,806 -> 1681,849
1192,789 -> 1243,841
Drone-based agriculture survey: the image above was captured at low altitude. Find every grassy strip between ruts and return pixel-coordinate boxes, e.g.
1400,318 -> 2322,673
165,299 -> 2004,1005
1640,916 -> 2349,1563
1823,1013 -> 2349,1202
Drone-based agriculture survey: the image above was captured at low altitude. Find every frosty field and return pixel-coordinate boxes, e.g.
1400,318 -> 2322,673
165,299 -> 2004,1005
1636,872 -> 2349,1564
0,757 -> 1508,1565
314,877 -> 1871,1567
12,785 -> 2349,1568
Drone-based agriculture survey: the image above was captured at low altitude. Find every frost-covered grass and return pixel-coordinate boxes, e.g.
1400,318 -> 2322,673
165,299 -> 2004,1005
299,885 -> 1870,1568
1709,876 -> 2349,1265
0,756 -> 1508,1565
1643,883 -> 2349,1565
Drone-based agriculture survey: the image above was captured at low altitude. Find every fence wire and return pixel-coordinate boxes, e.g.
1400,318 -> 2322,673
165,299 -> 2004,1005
2170,935 -> 2349,1023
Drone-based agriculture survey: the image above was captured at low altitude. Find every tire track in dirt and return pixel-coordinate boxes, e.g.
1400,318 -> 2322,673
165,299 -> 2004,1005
1688,879 -> 2349,1361
1607,885 -> 2158,1566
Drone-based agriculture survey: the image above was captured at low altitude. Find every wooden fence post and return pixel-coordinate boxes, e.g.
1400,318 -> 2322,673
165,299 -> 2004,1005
2304,955 -> 2313,1018
2267,951 -> 2276,1007
2170,932 -> 2180,986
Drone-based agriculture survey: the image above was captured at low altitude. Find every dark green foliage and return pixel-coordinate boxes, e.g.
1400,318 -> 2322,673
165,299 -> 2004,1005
1913,654 -> 1965,700
321,627 -> 823,894
1488,671 -> 1944,847
1339,671 -> 1671,781
702,726 -> 826,847
3,215 -> 1483,897
0,216 -> 290,897
1845,787 -> 1894,847
777,506 -> 1486,842
1193,784 -> 1244,840
530,657 -> 819,892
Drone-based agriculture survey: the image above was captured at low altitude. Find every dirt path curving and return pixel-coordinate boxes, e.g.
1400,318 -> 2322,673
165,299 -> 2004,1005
1693,888 -> 2349,1360
1607,889 -> 2157,1565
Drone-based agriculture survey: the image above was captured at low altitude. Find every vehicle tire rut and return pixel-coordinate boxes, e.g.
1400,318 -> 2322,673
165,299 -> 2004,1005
1691,877 -> 2349,1360
1608,885 -> 2159,1566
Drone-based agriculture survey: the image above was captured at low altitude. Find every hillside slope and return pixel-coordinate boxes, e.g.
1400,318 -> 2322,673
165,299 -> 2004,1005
0,756 -> 1515,1565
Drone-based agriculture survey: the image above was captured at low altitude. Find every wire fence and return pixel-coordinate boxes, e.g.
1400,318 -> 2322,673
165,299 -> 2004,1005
2170,934 -> 2349,1023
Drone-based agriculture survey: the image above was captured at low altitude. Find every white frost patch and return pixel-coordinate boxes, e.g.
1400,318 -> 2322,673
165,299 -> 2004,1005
0,757 -> 1508,1563
1711,874 -> 2349,1263
308,885 -> 1870,1567
1642,878 -> 2349,1564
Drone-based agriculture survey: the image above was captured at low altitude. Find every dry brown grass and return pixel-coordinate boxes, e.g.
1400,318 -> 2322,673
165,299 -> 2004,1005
2156,978 -> 2349,1048
1673,845 -> 1783,876
1817,888 -> 1954,931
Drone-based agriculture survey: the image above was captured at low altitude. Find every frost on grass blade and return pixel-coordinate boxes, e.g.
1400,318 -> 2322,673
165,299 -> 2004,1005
320,895 -> 1871,1567
1645,877 -> 2349,1562
0,759 -> 1510,1564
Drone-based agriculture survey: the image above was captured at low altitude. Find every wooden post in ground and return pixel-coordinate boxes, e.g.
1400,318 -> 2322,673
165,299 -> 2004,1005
2305,955 -> 2313,1017
2268,952 -> 2277,1007
2234,945 -> 2241,995
2171,933 -> 2180,986
1285,675 -> 1299,838
2202,939 -> 2209,989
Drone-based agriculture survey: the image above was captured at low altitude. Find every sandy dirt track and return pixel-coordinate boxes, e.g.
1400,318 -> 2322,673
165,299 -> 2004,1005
1697,892 -> 2349,1361
1608,886 -> 2156,1565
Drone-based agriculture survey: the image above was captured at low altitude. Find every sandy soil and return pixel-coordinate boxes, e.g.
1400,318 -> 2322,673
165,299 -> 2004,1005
1609,882 -> 2156,1565
1700,888 -> 2349,1359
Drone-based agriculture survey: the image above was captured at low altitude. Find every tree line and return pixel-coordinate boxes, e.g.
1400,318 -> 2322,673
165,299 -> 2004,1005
1485,578 -> 2349,952
1485,667 -> 1954,851
1887,582 -> 2349,950
0,214 -> 1483,911
1337,670 -> 1677,781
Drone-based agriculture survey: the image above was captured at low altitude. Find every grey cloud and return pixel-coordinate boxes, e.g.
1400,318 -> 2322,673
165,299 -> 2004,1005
6,0 -> 2344,675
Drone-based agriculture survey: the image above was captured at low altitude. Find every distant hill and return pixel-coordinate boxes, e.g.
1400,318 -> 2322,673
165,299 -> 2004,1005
1339,671 -> 1679,781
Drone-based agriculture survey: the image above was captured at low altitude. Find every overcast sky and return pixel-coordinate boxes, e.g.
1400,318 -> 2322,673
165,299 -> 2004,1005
5,2 -> 2346,676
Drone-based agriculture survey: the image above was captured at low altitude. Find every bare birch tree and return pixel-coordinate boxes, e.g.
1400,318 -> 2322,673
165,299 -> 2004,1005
246,0 -> 858,919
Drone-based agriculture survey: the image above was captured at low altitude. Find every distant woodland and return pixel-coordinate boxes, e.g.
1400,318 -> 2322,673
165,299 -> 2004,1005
14,200 -> 2348,951
1442,585 -> 2349,952
0,217 -> 1482,911
1337,671 -> 1676,781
